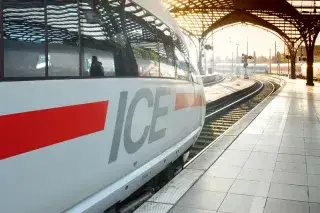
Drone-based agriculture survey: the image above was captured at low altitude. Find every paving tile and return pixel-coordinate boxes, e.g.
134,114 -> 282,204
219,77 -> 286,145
169,169 -> 204,188
309,186 -> 320,203
268,183 -> 308,202
281,141 -> 305,148
264,198 -> 309,213
305,142 -> 320,150
228,143 -> 255,151
210,136 -> 237,150
192,176 -> 234,193
306,149 -> 320,157
134,202 -> 172,213
272,171 -> 307,186
261,131 -> 283,136
233,134 -> 261,145
248,197 -> 267,213
307,164 -> 320,174
243,128 -> 264,135
223,150 -> 252,158
310,203 -> 320,213
275,162 -> 307,173
237,168 -> 273,182
225,128 -> 245,136
305,137 -> 320,143
149,186 -> 190,204
229,179 -> 270,197
308,174 -> 320,187
253,145 -> 279,153
259,135 -> 282,143
256,139 -> 281,147
243,159 -> 276,171
206,165 -> 242,179
306,156 -> 320,165
218,194 -> 266,213
187,149 -> 223,170
304,132 -> 320,139
176,189 -> 226,211
169,206 -> 216,213
214,155 -> 247,167
277,154 -> 306,164
248,152 -> 278,163
281,136 -> 304,144
279,147 -> 306,155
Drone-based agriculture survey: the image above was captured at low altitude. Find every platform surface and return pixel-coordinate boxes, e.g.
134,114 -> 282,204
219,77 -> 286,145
134,78 -> 320,213
204,78 -> 255,104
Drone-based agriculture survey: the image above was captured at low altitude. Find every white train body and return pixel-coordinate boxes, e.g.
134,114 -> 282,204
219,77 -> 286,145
0,0 -> 205,213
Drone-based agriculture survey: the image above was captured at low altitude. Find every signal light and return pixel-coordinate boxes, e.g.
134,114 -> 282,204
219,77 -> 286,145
241,54 -> 252,68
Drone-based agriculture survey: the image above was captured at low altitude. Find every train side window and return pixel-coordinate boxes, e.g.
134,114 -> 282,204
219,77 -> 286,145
3,0 -> 46,78
47,0 -> 80,77
79,0 -> 127,77
126,3 -> 160,77
157,28 -> 175,78
173,38 -> 191,81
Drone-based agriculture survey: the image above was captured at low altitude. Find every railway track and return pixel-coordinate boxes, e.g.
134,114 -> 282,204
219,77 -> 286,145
185,77 -> 279,165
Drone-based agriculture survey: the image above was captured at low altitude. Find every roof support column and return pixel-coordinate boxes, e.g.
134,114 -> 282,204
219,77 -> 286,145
290,52 -> 296,79
306,47 -> 315,86
288,44 -> 297,79
304,30 -> 319,86
198,38 -> 205,75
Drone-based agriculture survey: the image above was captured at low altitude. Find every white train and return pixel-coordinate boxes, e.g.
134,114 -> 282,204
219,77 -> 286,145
0,1 -> 205,213
209,63 -> 269,74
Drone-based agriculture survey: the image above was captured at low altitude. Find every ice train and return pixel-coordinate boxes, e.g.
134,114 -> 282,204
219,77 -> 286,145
0,0 -> 205,213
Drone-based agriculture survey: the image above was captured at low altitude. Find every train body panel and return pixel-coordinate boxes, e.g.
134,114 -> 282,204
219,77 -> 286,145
0,78 -> 205,213
1,0 -> 206,212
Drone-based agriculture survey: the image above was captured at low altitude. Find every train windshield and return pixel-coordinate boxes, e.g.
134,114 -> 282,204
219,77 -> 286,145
0,0 -> 198,81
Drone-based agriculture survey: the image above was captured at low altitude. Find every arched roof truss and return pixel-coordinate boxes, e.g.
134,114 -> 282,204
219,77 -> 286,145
162,0 -> 320,48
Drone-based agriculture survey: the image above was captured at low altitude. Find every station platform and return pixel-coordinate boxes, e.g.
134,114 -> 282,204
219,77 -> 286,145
204,78 -> 255,104
134,78 -> 320,213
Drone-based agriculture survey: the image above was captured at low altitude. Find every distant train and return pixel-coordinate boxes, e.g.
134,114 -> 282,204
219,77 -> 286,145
208,63 -> 269,75
210,62 -> 320,80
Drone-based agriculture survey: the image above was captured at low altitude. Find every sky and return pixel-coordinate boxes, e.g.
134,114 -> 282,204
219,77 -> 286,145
185,24 -> 320,63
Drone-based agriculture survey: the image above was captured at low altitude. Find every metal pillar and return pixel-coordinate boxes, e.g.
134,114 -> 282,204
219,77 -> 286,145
232,52 -> 234,74
269,49 -> 271,74
306,48 -> 314,86
236,44 -> 239,77
198,39 -> 204,75
212,47 -> 215,72
290,51 -> 296,79
204,50 -> 207,75
304,30 -> 319,86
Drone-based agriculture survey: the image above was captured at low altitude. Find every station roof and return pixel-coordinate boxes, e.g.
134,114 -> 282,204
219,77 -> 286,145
162,0 -> 320,44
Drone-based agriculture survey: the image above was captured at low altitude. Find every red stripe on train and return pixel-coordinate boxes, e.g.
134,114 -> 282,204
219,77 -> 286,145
175,93 -> 204,110
0,101 -> 108,160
